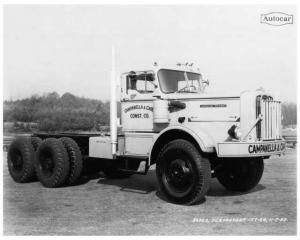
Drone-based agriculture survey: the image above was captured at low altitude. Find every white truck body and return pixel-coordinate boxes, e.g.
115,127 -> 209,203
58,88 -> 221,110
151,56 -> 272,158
89,64 -> 286,161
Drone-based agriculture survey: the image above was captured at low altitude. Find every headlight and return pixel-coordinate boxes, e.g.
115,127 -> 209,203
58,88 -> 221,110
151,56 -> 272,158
234,126 -> 242,139
228,125 -> 242,140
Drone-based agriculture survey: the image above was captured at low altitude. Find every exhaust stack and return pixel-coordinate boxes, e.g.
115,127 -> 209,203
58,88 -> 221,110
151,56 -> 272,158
110,46 -> 117,157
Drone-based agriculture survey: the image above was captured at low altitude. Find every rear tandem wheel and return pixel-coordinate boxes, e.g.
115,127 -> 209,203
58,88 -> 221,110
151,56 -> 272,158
35,138 -> 70,188
7,137 -> 36,183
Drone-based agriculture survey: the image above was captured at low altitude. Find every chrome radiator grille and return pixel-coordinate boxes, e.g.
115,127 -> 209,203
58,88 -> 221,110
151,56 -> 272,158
256,96 -> 282,140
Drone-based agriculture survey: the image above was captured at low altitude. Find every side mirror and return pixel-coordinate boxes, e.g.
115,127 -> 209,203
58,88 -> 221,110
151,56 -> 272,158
202,79 -> 209,86
200,78 -> 209,92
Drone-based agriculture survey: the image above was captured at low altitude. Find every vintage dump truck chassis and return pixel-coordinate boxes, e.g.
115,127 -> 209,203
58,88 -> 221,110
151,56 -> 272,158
7,57 -> 286,205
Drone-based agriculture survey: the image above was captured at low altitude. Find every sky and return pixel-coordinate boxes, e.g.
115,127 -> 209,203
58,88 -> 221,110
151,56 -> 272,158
3,5 -> 297,102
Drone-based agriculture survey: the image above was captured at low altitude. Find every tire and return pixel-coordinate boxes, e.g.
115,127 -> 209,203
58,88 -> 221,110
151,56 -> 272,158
31,137 -> 42,151
59,137 -> 83,185
156,139 -> 211,205
7,137 -> 35,183
35,138 -> 70,188
216,158 -> 264,192
103,159 -> 140,179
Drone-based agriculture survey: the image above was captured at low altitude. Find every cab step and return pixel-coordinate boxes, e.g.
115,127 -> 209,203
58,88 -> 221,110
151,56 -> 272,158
118,159 -> 149,175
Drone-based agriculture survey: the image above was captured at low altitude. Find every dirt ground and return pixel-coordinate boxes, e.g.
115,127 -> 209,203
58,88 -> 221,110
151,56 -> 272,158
3,149 -> 297,235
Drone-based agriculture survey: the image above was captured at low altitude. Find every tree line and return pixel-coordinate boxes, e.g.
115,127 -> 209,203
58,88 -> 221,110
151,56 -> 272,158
4,92 -> 111,132
3,92 -> 297,132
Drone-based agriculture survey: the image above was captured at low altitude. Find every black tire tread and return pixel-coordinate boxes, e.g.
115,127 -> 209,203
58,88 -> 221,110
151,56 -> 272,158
59,137 -> 83,185
35,138 -> 70,188
156,139 -> 211,205
217,158 -> 264,192
31,137 -> 42,151
7,137 -> 35,183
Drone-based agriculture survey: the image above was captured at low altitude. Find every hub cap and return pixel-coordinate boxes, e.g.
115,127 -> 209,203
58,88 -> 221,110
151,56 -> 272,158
162,158 -> 194,197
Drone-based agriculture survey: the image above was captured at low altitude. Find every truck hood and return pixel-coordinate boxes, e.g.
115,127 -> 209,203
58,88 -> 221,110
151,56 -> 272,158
163,92 -> 240,100
161,89 -> 269,100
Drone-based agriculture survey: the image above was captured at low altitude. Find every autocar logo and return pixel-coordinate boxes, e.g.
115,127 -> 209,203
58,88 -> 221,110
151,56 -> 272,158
261,12 -> 293,26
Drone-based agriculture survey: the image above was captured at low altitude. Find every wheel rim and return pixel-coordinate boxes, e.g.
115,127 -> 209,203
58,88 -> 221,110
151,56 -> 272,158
10,149 -> 23,172
162,158 -> 195,197
39,148 -> 55,177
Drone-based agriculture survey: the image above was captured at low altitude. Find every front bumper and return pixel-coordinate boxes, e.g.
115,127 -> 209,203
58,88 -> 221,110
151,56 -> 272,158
217,139 -> 286,157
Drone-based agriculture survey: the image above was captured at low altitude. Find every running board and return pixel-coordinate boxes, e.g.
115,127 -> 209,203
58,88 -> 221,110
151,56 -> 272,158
118,168 -> 149,175
118,158 -> 150,175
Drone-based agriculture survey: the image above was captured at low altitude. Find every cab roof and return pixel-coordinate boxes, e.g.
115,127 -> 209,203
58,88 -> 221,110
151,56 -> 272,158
122,63 -> 202,75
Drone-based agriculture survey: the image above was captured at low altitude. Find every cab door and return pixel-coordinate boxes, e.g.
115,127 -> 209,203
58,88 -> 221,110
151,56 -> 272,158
121,71 -> 156,132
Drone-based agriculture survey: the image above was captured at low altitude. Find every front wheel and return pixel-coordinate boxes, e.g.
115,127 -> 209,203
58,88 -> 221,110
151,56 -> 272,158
216,157 -> 264,192
156,139 -> 211,205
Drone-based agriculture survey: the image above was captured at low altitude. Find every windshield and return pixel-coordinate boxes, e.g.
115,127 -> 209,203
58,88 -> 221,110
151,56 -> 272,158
158,69 -> 201,93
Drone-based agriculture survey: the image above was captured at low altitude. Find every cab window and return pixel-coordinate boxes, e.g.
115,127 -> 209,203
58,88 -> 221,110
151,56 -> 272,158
158,69 -> 201,93
127,71 -> 156,94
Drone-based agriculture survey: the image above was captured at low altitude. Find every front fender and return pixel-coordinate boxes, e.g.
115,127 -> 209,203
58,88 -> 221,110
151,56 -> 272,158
150,125 -> 215,164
